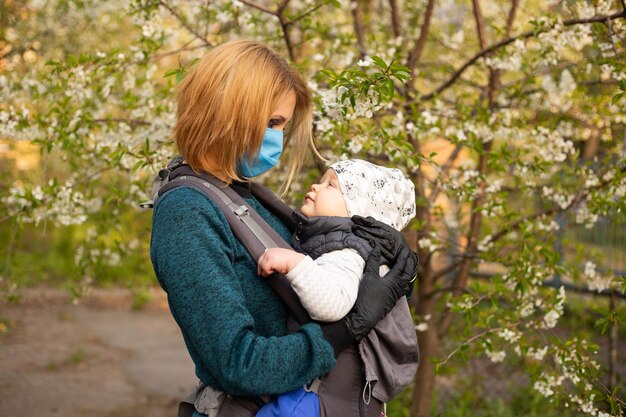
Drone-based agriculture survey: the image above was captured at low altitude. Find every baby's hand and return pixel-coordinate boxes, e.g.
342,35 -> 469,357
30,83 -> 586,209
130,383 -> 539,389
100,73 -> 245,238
257,248 -> 305,277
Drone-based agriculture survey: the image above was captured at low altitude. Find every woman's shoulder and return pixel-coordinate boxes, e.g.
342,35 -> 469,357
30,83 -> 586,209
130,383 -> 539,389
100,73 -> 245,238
152,186 -> 232,238
154,185 -> 222,217
150,186 -> 237,256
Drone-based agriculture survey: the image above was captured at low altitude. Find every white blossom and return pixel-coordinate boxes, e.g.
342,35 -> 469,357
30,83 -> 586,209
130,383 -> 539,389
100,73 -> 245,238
534,380 -> 554,397
486,350 -> 506,363
357,57 -> 372,67
420,110 -> 438,125
575,204 -> 599,228
316,117 -> 333,134
477,236 -> 493,252
576,2 -> 595,18
498,328 -> 521,343
536,220 -> 559,232
418,237 -> 438,253
347,135 -> 366,154
542,309 -> 560,329
485,179 -> 502,194
527,346 -> 548,361
584,261 -> 614,293
415,322 -> 428,332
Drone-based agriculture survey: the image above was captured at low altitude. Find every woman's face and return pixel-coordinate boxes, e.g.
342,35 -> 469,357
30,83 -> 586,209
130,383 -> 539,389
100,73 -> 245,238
267,91 -> 296,130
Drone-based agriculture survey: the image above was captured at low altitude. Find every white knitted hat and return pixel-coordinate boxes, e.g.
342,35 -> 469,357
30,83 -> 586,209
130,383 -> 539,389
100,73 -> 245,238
329,159 -> 416,231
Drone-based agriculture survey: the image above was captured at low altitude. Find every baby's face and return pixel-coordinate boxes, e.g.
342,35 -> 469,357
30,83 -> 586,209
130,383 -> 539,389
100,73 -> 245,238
300,169 -> 349,218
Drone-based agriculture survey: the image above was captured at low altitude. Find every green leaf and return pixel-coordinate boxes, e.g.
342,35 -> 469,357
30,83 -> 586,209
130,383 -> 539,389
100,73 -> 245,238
133,160 -> 144,172
164,68 -> 179,78
608,394 -> 620,414
371,56 -> 387,70
594,317 -> 610,335
319,69 -> 337,81
393,70 -> 411,81
386,78 -> 395,99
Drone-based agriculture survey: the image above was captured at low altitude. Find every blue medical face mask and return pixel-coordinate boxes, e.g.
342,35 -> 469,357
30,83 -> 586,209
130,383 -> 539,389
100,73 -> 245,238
238,128 -> 284,178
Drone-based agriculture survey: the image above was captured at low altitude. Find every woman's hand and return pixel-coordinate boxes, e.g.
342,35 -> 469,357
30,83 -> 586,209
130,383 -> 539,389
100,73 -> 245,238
351,215 -> 408,264
344,245 -> 418,341
318,216 -> 419,353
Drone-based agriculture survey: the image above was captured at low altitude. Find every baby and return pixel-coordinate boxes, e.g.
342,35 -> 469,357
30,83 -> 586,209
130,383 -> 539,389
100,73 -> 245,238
255,159 -> 416,417
258,158 -> 416,321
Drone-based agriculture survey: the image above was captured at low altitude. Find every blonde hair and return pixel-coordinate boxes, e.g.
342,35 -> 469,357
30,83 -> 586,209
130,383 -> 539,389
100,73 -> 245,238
174,39 -> 316,194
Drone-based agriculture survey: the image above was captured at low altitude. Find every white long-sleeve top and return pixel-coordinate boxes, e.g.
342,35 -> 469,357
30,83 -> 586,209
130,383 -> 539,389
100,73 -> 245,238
285,248 -> 365,322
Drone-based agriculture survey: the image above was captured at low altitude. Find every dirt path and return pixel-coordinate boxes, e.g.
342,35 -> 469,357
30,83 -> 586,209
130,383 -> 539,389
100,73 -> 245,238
0,287 -> 196,417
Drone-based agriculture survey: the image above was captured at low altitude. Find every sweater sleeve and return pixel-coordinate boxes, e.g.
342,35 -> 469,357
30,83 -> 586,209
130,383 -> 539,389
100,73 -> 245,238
150,188 -> 336,396
285,249 -> 365,322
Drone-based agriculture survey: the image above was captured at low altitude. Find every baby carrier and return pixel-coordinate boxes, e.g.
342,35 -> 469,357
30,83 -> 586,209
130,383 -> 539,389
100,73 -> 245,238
143,157 -> 419,417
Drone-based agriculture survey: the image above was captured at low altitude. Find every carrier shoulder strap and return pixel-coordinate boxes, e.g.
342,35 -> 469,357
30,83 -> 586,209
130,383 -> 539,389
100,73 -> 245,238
249,182 -> 296,234
157,166 -> 312,325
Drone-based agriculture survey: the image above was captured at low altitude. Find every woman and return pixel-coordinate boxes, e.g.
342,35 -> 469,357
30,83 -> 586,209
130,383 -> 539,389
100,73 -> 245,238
150,40 -> 417,417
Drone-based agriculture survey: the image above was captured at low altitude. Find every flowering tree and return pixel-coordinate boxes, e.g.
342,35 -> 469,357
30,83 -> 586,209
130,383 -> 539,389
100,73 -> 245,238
2,0 -> 625,415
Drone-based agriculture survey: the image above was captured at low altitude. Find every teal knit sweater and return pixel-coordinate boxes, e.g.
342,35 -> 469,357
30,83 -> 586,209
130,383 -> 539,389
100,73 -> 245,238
150,186 -> 336,398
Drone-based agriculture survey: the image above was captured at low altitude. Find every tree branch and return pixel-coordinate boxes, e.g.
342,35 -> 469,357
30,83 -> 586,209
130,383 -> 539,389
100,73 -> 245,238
389,0 -> 401,38
470,271 -> 626,300
351,0 -> 367,58
446,167 -> 624,291
472,0 -> 488,49
425,284 -> 475,298
428,144 -> 463,206
436,325 -> 498,363
285,2 -> 326,26
491,0 -> 520,104
407,131 -> 431,271
435,164 -> 625,287
238,0 -> 277,15
579,79 -> 620,86
431,259 -> 462,282
420,10 -> 626,101
158,1 -> 213,47
442,0 -> 490,298
604,17 -> 619,57
92,118 -> 151,127
268,0 -> 298,62
486,169 -> 623,248
279,27 -> 296,62
203,0 -> 211,37
406,0 -> 436,75
506,0 -> 519,37
150,43 -> 207,61
438,0 -> 517,337
277,0 -> 290,14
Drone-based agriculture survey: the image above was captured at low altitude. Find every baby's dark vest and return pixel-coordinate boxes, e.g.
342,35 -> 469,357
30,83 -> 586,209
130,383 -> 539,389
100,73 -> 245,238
291,213 -> 372,261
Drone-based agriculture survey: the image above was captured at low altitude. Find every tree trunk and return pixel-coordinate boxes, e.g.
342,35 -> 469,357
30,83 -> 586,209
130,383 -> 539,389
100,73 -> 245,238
582,132 -> 600,161
411,325 -> 439,417
410,270 -> 440,417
